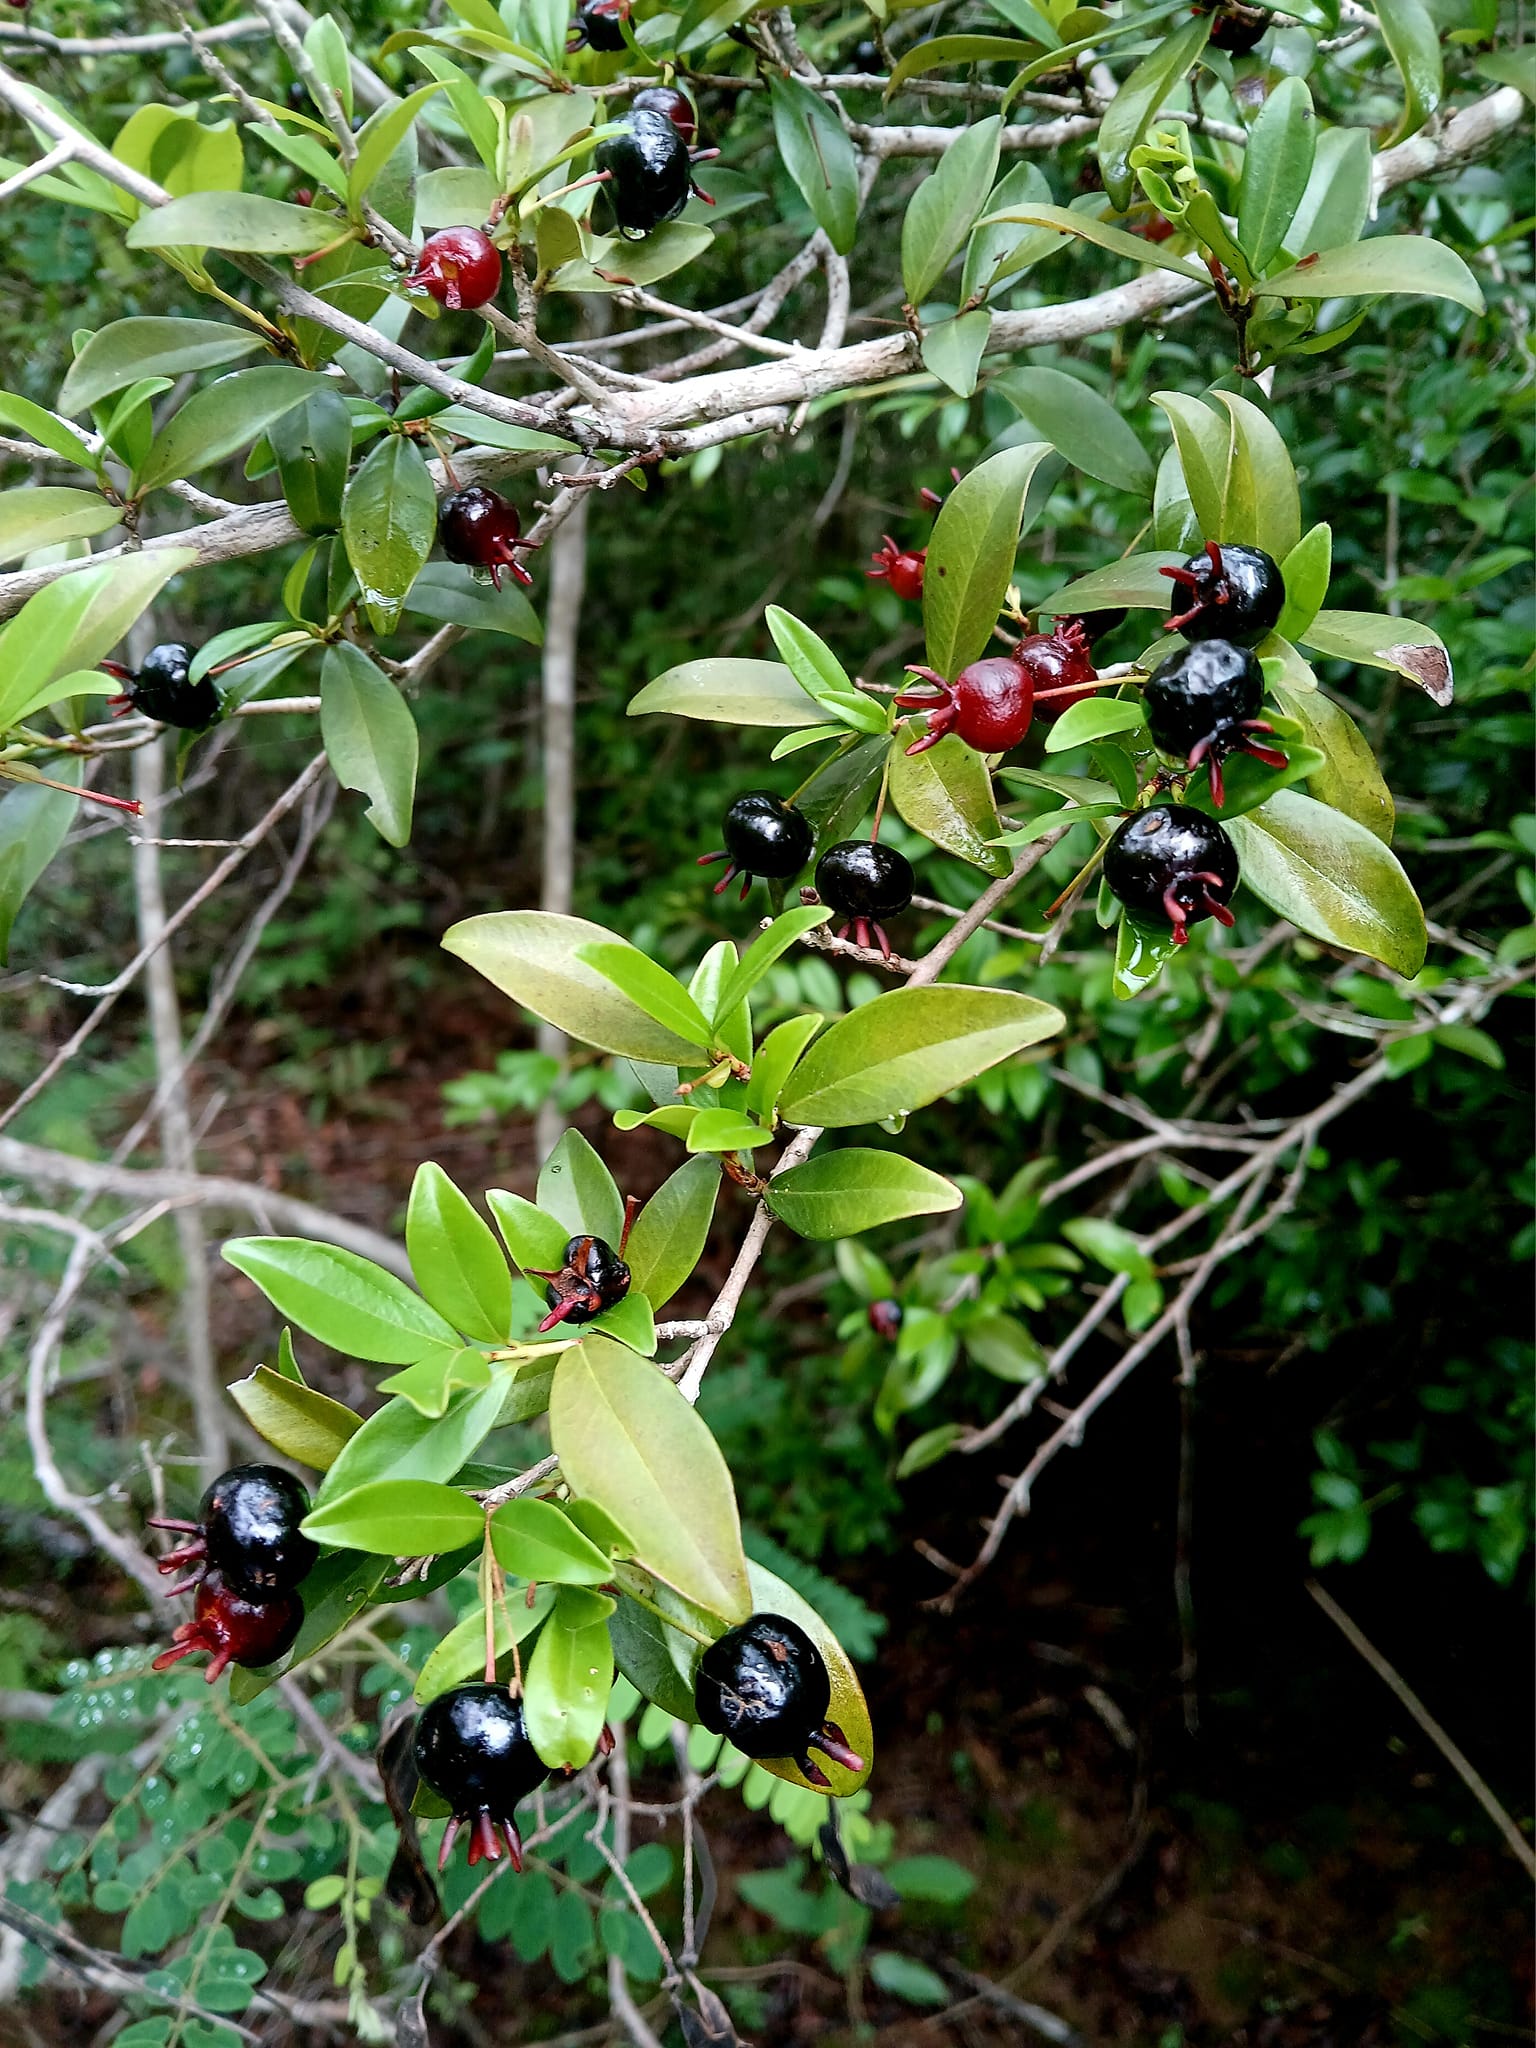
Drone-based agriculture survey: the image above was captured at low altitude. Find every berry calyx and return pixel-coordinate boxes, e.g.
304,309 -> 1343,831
1142,638 -> 1286,808
697,792 -> 813,900
1103,804 -> 1240,946
404,227 -> 502,312
695,1613 -> 864,1787
568,0 -> 629,50
439,486 -> 537,590
1161,540 -> 1284,646
631,85 -> 698,148
867,1300 -> 903,1341
148,1463 -> 317,1602
413,1683 -> 550,1871
526,1196 -> 639,1332
814,841 -> 913,962
106,642 -> 219,731
151,1570 -> 303,1684
1196,1 -> 1272,53
867,536 -> 926,602
595,111 -> 693,238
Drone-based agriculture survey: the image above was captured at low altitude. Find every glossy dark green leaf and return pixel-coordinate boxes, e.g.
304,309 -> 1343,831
57,317 -> 267,415
993,366 -> 1156,498
923,443 -> 1056,681
267,387 -> 353,534
765,608 -> 886,733
320,641 -> 418,847
765,1150 -> 962,1239
134,367 -> 322,494
1096,13 -> 1212,211
222,1234 -> 458,1362
341,432 -> 436,633
1280,125 -> 1372,262
1272,682 -> 1393,842
402,561 -> 542,643
769,75 -> 859,255
125,191 -> 347,255
1257,237 -> 1484,315
959,161 -> 1055,305
1238,78 -> 1316,275
920,310 -> 993,397
902,116 -> 1002,304
407,1162 -> 514,1343
1374,0 -> 1443,142
1226,787 -> 1426,973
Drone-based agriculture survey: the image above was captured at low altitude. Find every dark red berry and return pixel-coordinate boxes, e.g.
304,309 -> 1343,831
695,1613 -> 864,1786
149,1463 -> 316,1602
867,535 -> 926,602
439,486 -> 535,590
404,227 -> 502,311
897,656 -> 1034,756
1161,540 -> 1284,646
632,85 -> 698,148
108,642 -> 219,730
868,1300 -> 903,1340
1143,638 -> 1286,808
529,1232 -> 631,1332
1197,2 -> 1271,53
698,792 -> 813,900
596,111 -> 692,238
569,0 -> 629,49
814,841 -> 913,962
151,1570 -> 303,1684
1103,804 -> 1240,947
414,1683 -> 549,1871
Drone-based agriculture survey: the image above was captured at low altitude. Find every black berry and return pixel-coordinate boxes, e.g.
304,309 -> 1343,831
1103,804 -> 1240,946
1142,638 -> 1286,808
439,486 -> 536,591
1161,540 -> 1284,646
569,0 -> 628,49
532,1232 -> 631,1331
414,1683 -> 549,1871
151,1570 -> 303,1684
698,792 -> 813,900
631,85 -> 698,147
112,642 -> 219,730
148,1462 -> 317,1603
814,840 -> 914,962
694,1612 -> 864,1786
850,38 -> 883,72
1199,2 -> 1271,53
596,111 -> 692,238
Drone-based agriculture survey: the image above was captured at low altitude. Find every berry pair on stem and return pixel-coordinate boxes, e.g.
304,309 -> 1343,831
895,618 -> 1100,758
698,794 -> 914,962
149,1465 -> 317,1682
1151,541 -> 1287,806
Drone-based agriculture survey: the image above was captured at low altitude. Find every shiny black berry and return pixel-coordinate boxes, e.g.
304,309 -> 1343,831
1143,638 -> 1286,807
698,792 -> 813,900
1200,2 -> 1271,53
632,85 -> 698,148
148,1462 -> 317,1603
694,1613 -> 864,1786
815,840 -> 914,961
533,1233 -> 631,1332
596,110 -> 692,237
414,1683 -> 549,1871
1103,804 -> 1240,947
850,38 -> 883,72
1161,540 -> 1284,646
119,643 -> 219,730
569,0 -> 628,49
439,486 -> 535,591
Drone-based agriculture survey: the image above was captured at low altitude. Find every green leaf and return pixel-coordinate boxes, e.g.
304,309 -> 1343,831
902,115 -> 1002,304
349,83 -> 445,206
1152,391 -> 1225,539
1237,77 -> 1316,272
539,1128 -> 625,1243
524,1606 -> 614,1769
403,561 -> 542,644
769,74 -> 859,255
1212,390 -> 1301,562
407,1162 -> 514,1343
869,1954 -> 950,2006
608,1594 -> 698,1721
228,1364 -> 362,1471
487,1190 -> 572,1277
315,1379 -> 506,1505
1300,608 -> 1452,704
268,387 -> 353,535
0,549 -> 197,730
377,1345 -> 493,1416
490,1498 -> 615,1584
1280,125 -> 1373,263
1043,695 -> 1146,752
1097,12 -> 1212,210
1113,910 -> 1180,999
765,608 -> 885,733
959,161 -> 1056,305
920,310 -> 993,398
1276,521 -> 1332,643
126,191 -> 348,254
58,318 -> 268,416
0,486 -> 115,562
992,366 -> 1155,498
923,443 -> 1056,680
0,767 -> 78,963
896,1424 -> 967,1478
222,1235 -> 459,1362
415,1585 -> 555,1705
1226,787 -> 1426,973
1473,45 -> 1536,102
1257,237 -> 1484,315
713,908 -> 832,1023
1373,0 -> 1443,142
320,641 -> 419,847
742,1558 -> 872,1793
886,1854 -> 977,1904
795,733 -> 893,850
628,658 -> 822,728
552,223 -> 716,295
1046,550 -> 1184,615
549,1334 -> 752,1625
964,1312 -> 1048,1381
624,1157 -> 719,1312
744,1013 -> 825,1123
888,735 -> 1010,876
577,943 -> 714,1048
446,912 -> 730,1066
778,986 -> 1064,1128
302,1477 -> 484,1554
765,1150 -> 962,1239
304,10 -> 354,118
973,200 -> 1208,283
135,367 -> 323,495
1272,683 -> 1393,843
887,35 -> 1044,91
341,432 -> 436,633
0,390 -> 98,470
684,1109 -> 772,1154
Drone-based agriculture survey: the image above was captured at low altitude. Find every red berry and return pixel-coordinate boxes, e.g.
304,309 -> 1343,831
867,535 -> 926,602
439,486 -> 536,590
868,1300 -> 903,1340
151,1570 -> 303,1684
632,85 -> 698,147
1019,617 -> 1099,721
405,228 -> 502,311
897,655 -> 1034,756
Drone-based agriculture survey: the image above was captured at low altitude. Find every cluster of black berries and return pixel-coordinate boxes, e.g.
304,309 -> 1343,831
102,642 -> 220,731
699,794 -> 915,962
149,1465 -> 316,1683
594,81 -> 712,237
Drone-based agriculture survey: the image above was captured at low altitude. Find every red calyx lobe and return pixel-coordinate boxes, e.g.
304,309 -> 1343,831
151,1571 -> 302,1684
405,228 -> 502,311
867,535 -> 926,602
